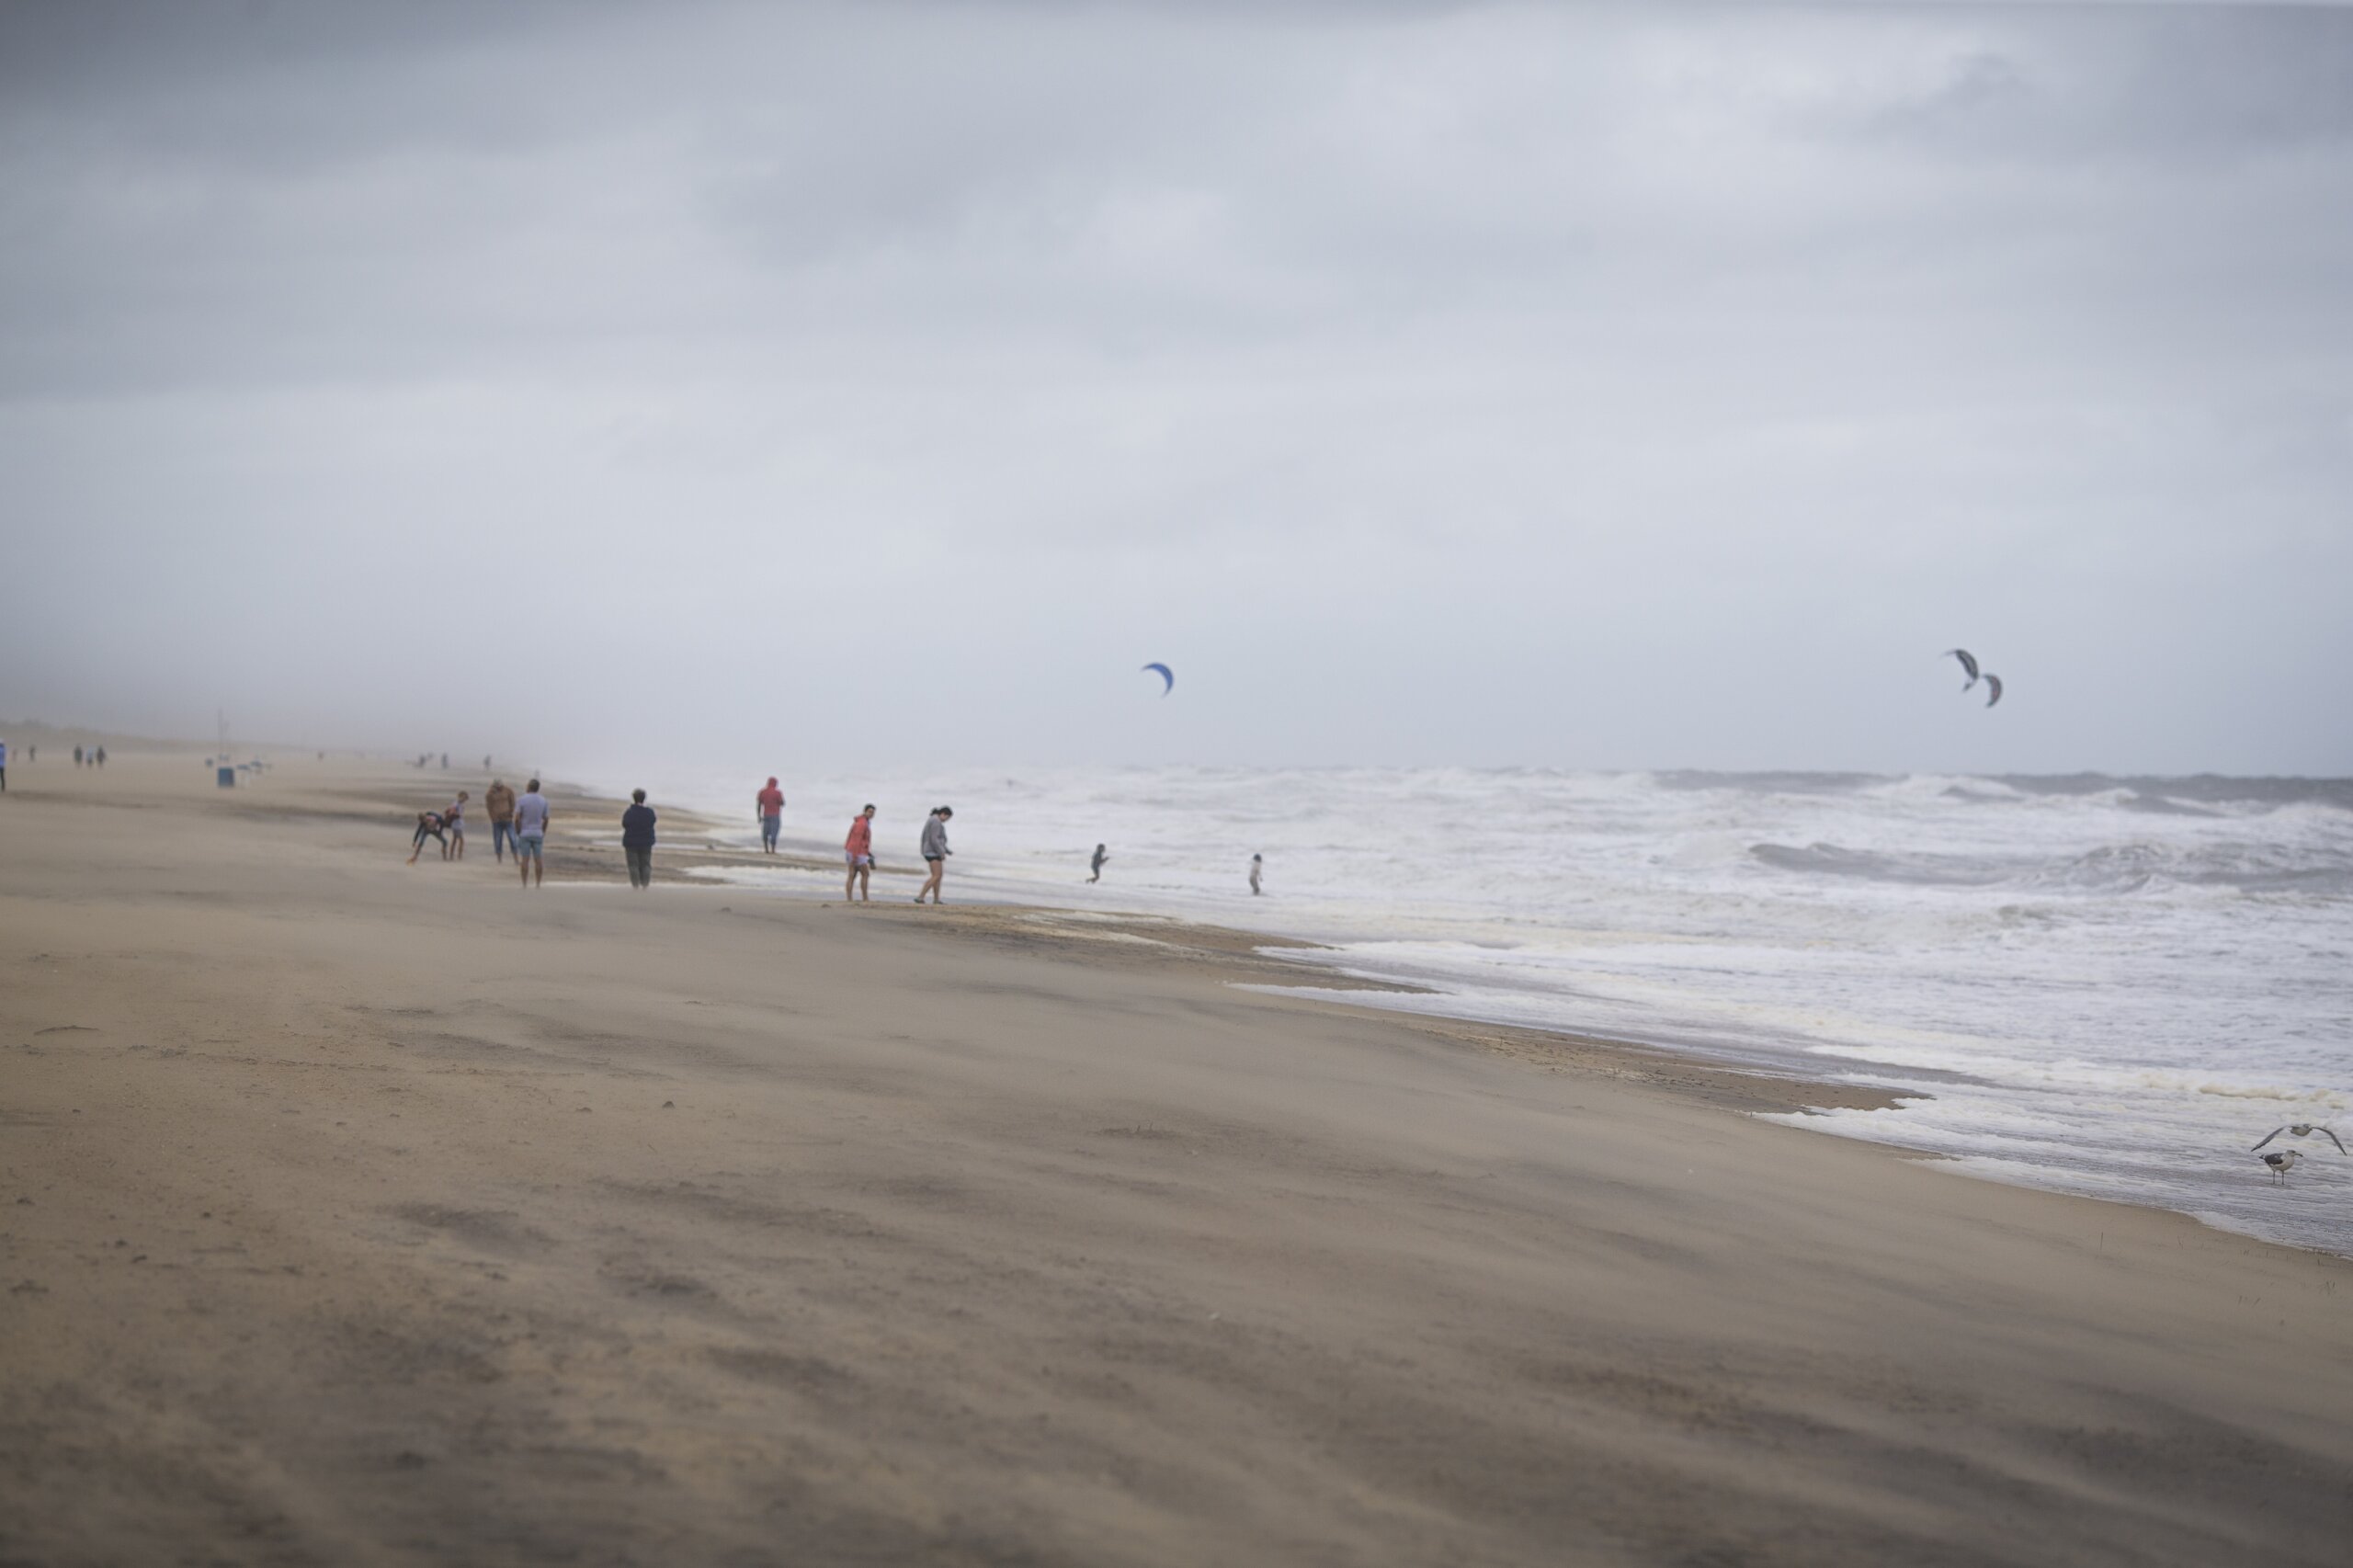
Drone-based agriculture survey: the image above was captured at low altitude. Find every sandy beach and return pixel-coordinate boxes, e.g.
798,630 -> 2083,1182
3,743 -> 2349,1566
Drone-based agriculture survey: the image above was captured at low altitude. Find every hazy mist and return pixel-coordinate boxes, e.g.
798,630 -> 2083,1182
6,1 -> 2350,776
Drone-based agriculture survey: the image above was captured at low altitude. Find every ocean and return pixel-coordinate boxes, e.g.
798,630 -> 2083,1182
633,764 -> 2353,1257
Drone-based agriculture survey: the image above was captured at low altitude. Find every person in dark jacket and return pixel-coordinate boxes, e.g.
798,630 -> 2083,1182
406,811 -> 448,864
621,789 -> 657,890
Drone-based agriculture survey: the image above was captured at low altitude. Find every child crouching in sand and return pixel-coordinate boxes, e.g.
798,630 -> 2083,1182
407,811 -> 449,864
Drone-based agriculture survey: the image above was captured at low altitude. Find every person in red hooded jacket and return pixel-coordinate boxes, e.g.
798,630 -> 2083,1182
843,805 -> 876,902
756,777 -> 785,853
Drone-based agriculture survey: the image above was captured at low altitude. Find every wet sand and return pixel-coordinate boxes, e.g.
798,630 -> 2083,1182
2,746 -> 2348,1565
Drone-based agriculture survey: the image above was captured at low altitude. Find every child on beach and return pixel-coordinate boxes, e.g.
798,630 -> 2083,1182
1088,844 -> 1107,882
915,807 -> 952,904
844,805 -> 876,901
445,791 -> 469,859
757,778 -> 785,854
407,812 -> 448,864
1249,853 -> 1263,895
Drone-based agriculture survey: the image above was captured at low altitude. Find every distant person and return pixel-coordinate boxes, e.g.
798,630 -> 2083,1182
445,790 -> 469,859
484,778 -> 517,862
1249,853 -> 1263,896
94,745 -> 105,768
1088,843 -> 1108,883
407,811 -> 449,864
0,737 -> 9,792
483,754 -> 492,769
756,778 -> 785,854
844,805 -> 877,901
73,745 -> 83,767
513,778 -> 551,888
440,753 -> 449,769
915,806 -> 952,904
621,790 -> 657,890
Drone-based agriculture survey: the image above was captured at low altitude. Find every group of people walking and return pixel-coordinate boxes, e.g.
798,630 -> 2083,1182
0,740 -> 97,792
404,773 -> 1262,900
830,800 -> 956,903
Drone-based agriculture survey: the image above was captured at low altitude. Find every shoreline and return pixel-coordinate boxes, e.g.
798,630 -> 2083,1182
628,767 -> 2349,1260
4,744 -> 2350,1563
548,769 -> 1914,1121
108,733 -> 2336,1244
7,728 -> 2334,1252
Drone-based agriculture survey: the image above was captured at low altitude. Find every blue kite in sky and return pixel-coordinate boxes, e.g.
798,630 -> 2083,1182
1141,662 -> 1174,696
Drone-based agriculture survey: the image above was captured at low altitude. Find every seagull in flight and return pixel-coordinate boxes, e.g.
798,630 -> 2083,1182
2252,1123 -> 2346,1155
2258,1149 -> 2303,1185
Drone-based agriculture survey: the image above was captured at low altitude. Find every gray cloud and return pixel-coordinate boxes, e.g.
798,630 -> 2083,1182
4,1 -> 2349,775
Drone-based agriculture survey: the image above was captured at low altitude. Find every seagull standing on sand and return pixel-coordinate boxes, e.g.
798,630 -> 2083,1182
2252,1124 -> 2347,1155
2258,1149 -> 2303,1185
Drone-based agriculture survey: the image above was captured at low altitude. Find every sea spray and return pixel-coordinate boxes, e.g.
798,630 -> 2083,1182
638,764 -> 2352,1256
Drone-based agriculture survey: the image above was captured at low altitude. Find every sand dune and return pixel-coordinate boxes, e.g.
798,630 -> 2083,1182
2,751 -> 2347,1565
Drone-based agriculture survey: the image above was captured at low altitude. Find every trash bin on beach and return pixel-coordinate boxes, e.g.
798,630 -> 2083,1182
217,766 -> 236,789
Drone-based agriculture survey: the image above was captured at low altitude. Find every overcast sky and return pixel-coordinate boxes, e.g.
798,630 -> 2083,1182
4,0 -> 2349,777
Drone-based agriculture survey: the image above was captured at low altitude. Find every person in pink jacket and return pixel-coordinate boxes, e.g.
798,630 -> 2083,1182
843,805 -> 877,902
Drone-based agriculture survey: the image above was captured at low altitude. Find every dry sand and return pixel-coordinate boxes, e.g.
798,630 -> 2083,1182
2,745 -> 2348,1566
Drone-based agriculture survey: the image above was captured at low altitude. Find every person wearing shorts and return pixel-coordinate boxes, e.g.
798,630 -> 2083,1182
513,778 -> 551,888
915,806 -> 951,904
756,777 -> 785,854
843,804 -> 876,901
444,790 -> 469,859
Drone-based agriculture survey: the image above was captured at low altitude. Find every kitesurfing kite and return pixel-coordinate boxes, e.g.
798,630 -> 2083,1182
1944,649 -> 1981,691
1983,674 -> 2003,709
1142,662 -> 1174,696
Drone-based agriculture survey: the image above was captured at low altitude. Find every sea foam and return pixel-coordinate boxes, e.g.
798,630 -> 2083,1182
652,764 -> 2353,1256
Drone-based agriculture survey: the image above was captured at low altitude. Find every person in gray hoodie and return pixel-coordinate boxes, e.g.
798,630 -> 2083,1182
915,806 -> 953,904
